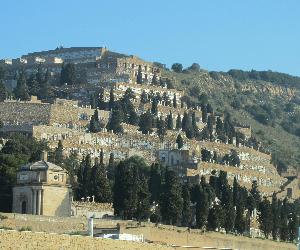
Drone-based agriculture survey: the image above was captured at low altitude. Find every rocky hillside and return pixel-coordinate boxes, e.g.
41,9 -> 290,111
162,67 -> 300,170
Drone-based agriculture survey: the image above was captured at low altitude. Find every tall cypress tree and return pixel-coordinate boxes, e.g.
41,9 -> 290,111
258,197 -> 273,238
176,114 -> 182,130
195,186 -> 209,229
89,109 -> 101,133
54,140 -> 64,165
166,112 -> 174,130
90,157 -> 112,202
106,104 -> 123,134
160,170 -> 183,225
14,71 -> 30,101
139,110 -> 153,134
108,87 -> 115,110
137,65 -> 143,84
181,183 -> 192,227
176,134 -> 184,149
271,193 -> 280,240
0,81 -> 8,102
149,163 -> 163,203
157,116 -> 167,139
173,94 -> 177,108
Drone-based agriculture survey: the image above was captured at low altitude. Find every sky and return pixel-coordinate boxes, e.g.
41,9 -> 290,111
1,0 -> 300,76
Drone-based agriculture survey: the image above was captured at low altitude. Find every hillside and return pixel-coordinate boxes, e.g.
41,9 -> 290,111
161,67 -> 300,170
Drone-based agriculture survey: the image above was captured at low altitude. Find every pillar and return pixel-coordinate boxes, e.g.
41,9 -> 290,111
32,189 -> 36,215
37,189 -> 42,215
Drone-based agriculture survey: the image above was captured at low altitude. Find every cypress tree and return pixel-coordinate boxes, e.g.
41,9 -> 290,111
201,104 -> 208,123
14,71 -> 30,101
89,109 -> 101,133
176,114 -> 182,130
160,170 -> 183,225
0,81 -> 8,102
176,134 -> 184,149
166,112 -> 174,130
181,183 -> 192,227
135,175 -> 151,221
97,88 -> 106,110
271,193 -> 280,240
137,65 -> 143,84
106,104 -> 123,134
173,94 -> 177,108
151,98 -> 158,116
195,186 -> 209,229
138,110 -> 153,134
54,140 -> 64,165
258,197 -> 273,238
90,157 -> 112,202
157,116 -> 167,139
149,163 -> 163,203
207,203 -> 224,231
108,87 -> 115,110
140,90 -> 148,104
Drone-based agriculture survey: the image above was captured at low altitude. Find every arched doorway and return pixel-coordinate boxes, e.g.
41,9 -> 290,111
21,201 -> 26,214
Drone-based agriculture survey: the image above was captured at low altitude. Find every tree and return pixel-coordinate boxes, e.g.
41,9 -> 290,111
108,87 -> 115,110
201,104 -> 208,123
77,154 -> 92,199
137,65 -> 143,84
106,104 -> 123,134
235,202 -> 246,234
14,71 -> 30,101
160,169 -> 183,225
113,157 -> 150,220
176,114 -> 182,130
97,88 -> 106,110
0,81 -> 8,102
195,186 -> 209,229
157,117 -> 167,139
181,183 -> 192,227
207,203 -> 224,231
38,68 -> 51,100
149,163 -> 163,203
258,197 -> 273,238
166,112 -> 174,130
271,193 -> 280,240
107,153 -> 115,181
135,175 -> 151,221
250,180 -> 261,209
139,111 -> 153,135
27,73 -> 39,97
90,157 -> 112,202
171,63 -> 183,73
60,63 -> 76,85
207,115 -> 214,135
151,98 -> 158,116
152,73 -> 158,85
188,63 -> 200,72
216,117 -> 223,135
140,90 -> 148,104
176,134 -> 184,149
173,94 -> 177,108
54,140 -> 64,165
89,109 -> 101,133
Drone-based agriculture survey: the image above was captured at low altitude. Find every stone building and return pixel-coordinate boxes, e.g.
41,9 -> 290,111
12,153 -> 72,217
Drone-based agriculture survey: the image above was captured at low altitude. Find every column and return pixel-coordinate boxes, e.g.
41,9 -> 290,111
32,189 -> 36,215
37,189 -> 42,215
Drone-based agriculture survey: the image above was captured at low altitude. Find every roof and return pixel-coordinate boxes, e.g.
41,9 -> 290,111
20,160 -> 64,172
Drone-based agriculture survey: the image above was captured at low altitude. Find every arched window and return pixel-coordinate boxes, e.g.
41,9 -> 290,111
21,201 -> 26,214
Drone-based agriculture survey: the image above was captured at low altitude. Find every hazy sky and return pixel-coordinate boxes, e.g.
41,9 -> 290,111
1,0 -> 300,76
